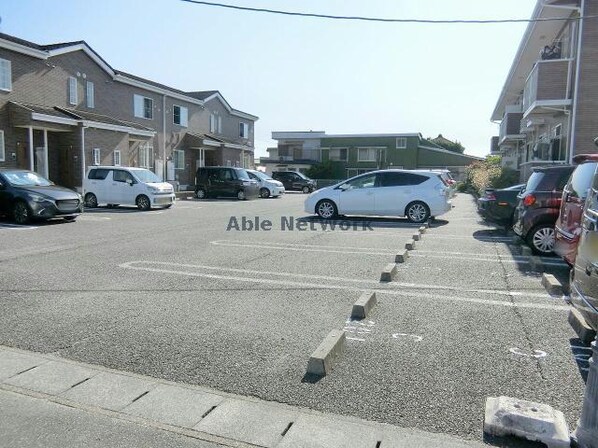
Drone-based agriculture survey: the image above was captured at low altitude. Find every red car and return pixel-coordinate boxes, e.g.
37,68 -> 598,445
554,154 -> 598,265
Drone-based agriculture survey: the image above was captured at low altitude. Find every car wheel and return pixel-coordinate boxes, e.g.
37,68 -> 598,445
405,201 -> 430,223
527,224 -> 555,255
84,193 -> 98,208
302,186 -> 311,194
136,195 -> 151,211
12,201 -> 30,225
195,188 -> 206,200
259,188 -> 270,199
316,199 -> 337,219
237,190 -> 246,201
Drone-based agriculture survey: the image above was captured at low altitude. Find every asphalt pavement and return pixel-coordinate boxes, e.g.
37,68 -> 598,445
0,191 -> 588,445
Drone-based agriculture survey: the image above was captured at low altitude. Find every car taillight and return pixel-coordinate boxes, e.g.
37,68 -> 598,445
523,194 -> 536,207
486,193 -> 497,201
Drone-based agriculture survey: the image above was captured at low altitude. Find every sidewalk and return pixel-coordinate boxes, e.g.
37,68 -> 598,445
0,346 -> 486,448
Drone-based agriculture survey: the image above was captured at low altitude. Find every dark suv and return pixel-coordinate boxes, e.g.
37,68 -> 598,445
195,167 -> 259,200
271,171 -> 316,193
513,165 -> 575,255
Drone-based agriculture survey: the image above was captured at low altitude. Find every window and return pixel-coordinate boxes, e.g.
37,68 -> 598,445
568,162 -> 596,199
69,77 -> 78,105
113,170 -> 134,183
134,94 -> 153,119
218,169 -> 234,181
210,113 -> 222,133
173,149 -> 185,170
396,138 -> 407,149
92,148 -> 101,165
0,58 -> 11,91
139,143 -> 152,168
113,150 -> 121,166
0,130 -> 4,161
358,148 -> 378,162
239,122 -> 249,138
379,172 -> 427,187
173,105 -> 188,127
86,81 -> 95,108
88,168 -> 110,180
344,173 -> 377,190
329,148 -> 348,161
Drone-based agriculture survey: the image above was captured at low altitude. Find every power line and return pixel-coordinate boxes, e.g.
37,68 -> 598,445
179,0 -> 591,24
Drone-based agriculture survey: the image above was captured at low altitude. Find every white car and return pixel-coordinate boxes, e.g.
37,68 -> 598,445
304,169 -> 451,223
83,166 -> 175,210
246,169 -> 285,198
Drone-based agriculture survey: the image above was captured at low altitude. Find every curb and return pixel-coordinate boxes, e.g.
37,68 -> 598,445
395,250 -> 409,263
541,274 -> 563,296
405,240 -> 416,251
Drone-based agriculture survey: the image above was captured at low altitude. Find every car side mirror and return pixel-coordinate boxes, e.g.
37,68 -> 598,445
126,179 -> 134,186
338,184 -> 349,191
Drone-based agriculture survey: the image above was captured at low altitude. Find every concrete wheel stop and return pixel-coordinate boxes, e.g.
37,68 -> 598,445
306,330 -> 346,377
484,396 -> 570,448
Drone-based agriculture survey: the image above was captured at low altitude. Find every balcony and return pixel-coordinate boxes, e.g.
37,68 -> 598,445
498,106 -> 525,146
522,59 -> 572,117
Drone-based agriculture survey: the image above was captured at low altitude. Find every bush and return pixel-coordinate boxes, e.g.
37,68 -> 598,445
462,158 -> 518,197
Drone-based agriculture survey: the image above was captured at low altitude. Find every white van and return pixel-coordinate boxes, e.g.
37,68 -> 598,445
83,166 -> 175,210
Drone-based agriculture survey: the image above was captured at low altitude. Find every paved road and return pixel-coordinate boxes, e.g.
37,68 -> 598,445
0,192 -> 588,443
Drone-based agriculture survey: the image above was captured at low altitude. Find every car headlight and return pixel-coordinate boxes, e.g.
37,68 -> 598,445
242,181 -> 252,186
147,186 -> 159,193
30,194 -> 49,203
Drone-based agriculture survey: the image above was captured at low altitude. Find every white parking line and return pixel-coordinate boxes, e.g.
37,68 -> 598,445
0,223 -> 37,230
119,261 -> 565,309
209,240 -> 568,267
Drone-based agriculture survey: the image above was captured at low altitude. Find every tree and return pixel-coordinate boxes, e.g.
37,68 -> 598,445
429,134 -> 466,154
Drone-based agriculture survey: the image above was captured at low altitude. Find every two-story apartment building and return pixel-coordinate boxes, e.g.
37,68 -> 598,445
491,0 -> 598,180
261,131 -> 482,180
0,33 -> 258,190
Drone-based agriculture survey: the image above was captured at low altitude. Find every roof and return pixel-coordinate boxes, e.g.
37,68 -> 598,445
0,32 -> 257,116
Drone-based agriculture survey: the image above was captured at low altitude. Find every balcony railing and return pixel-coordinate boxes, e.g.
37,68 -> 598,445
522,59 -> 572,115
499,111 -> 524,144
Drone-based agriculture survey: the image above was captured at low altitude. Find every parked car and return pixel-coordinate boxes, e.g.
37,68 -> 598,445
272,171 -> 316,193
195,166 -> 259,200
513,165 -> 575,255
246,169 -> 285,198
304,169 -> 451,223
477,183 -> 525,226
554,155 -> 598,265
570,167 -> 598,334
0,169 -> 83,224
83,166 -> 175,211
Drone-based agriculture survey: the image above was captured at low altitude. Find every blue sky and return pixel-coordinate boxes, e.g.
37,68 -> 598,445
0,0 -> 537,157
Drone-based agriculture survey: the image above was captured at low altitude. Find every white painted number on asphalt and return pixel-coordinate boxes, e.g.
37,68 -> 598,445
509,347 -> 547,358
344,319 -> 375,342
392,333 -> 423,342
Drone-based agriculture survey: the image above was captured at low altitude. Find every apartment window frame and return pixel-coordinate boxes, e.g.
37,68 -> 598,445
134,94 -> 154,120
173,149 -> 185,170
86,81 -> 95,108
113,150 -> 121,166
210,113 -> 222,133
0,130 -> 5,161
68,76 -> 78,105
173,105 -> 188,127
139,143 -> 152,168
92,148 -> 101,165
0,58 -> 12,92
239,122 -> 249,138
357,147 -> 378,162
396,138 -> 407,149
329,147 -> 348,162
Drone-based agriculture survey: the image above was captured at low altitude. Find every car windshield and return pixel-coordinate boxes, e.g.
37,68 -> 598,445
250,171 -> 272,181
236,169 -> 251,180
133,169 -> 162,183
523,172 -> 544,194
3,171 -> 52,187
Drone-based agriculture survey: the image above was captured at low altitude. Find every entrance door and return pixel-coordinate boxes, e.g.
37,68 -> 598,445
35,147 -> 46,177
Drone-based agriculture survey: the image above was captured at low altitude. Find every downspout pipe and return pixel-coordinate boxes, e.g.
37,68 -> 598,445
162,94 -> 167,181
80,124 -> 87,192
569,0 -> 585,164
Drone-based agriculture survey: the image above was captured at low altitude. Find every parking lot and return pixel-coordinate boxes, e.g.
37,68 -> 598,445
0,192 -> 590,443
